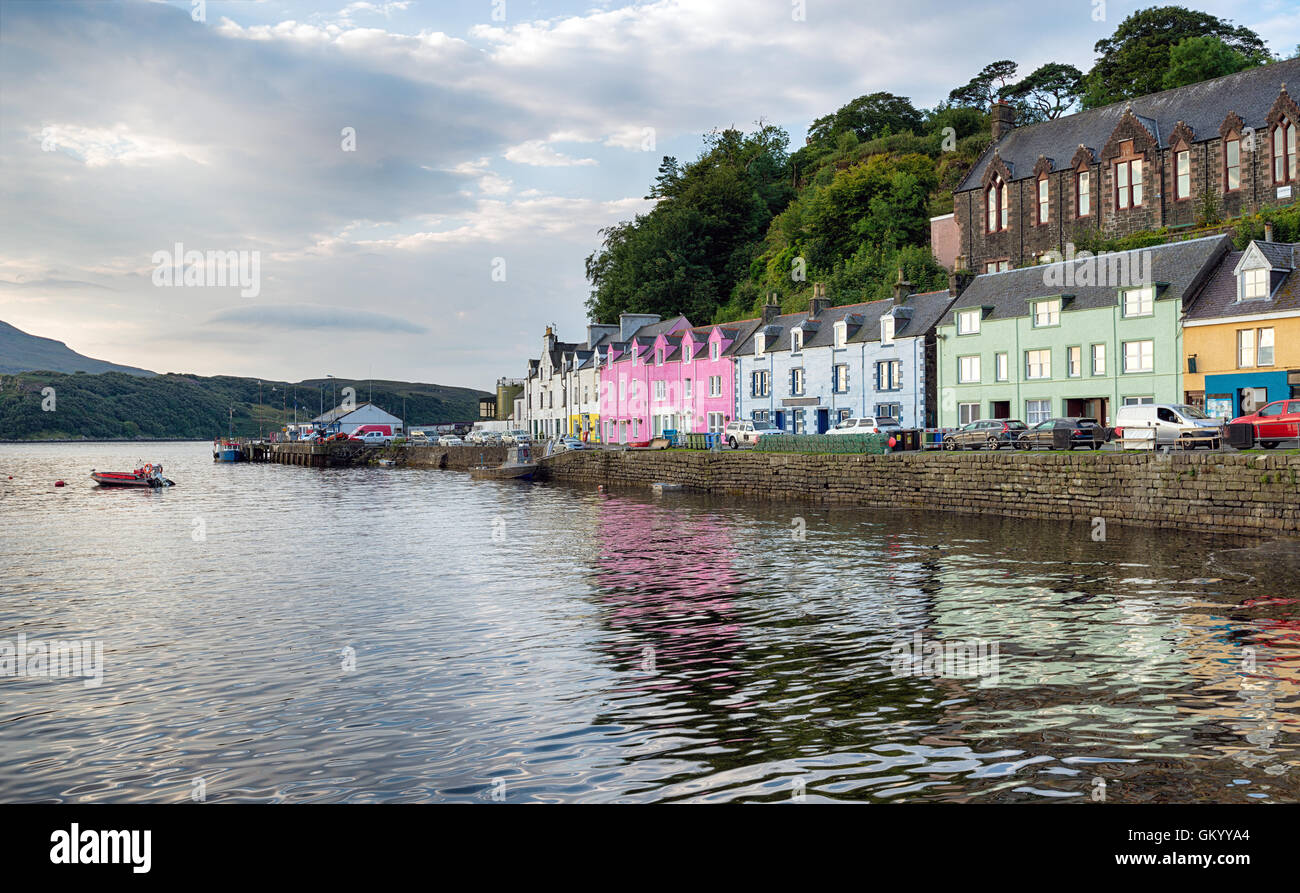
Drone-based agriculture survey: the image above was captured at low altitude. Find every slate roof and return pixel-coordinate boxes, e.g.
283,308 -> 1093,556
959,59 -> 1300,191
939,234 -> 1232,326
727,291 -> 957,355
1185,242 -> 1300,321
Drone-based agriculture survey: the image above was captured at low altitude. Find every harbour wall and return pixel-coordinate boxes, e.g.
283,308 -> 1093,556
536,449 -> 1300,537
264,442 -> 506,469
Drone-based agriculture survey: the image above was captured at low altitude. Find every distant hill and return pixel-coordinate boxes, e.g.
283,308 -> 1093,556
0,320 -> 155,376
0,371 -> 488,440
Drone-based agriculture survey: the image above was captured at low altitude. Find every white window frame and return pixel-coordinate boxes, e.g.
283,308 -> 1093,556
958,402 -> 981,425
1241,267 -> 1270,301
1091,343 -> 1105,376
1026,399 -> 1051,425
1025,349 -> 1051,380
957,355 -> 980,384
1122,339 -> 1154,374
1122,286 -> 1154,318
956,309 -> 980,335
995,352 -> 1009,382
1067,345 -> 1081,378
708,375 -> 722,397
1032,299 -> 1060,327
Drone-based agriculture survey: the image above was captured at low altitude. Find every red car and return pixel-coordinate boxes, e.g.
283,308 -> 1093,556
1231,399 -> 1300,448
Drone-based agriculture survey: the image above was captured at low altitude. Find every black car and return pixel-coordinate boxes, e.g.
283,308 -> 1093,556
942,419 -> 1028,450
1015,417 -> 1104,450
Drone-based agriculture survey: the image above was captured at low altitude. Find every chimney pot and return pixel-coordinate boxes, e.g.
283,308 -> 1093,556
892,268 -> 913,305
991,100 -> 1016,141
808,282 -> 830,318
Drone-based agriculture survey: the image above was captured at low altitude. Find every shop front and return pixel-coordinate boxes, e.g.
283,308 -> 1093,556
1202,370 -> 1298,419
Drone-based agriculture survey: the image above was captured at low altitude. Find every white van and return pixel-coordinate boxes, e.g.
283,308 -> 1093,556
1113,403 -> 1222,449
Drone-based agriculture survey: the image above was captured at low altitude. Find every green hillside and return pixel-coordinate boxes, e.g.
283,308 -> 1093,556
0,371 -> 487,441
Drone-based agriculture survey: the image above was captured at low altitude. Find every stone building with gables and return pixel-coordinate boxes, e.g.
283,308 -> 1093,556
953,59 -> 1300,274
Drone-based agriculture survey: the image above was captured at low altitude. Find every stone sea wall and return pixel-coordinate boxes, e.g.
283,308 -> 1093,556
537,449 -> 1300,537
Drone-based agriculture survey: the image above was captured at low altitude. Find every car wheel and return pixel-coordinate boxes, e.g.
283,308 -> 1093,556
1090,442 -> 1101,450
986,437 -> 1000,451
728,436 -> 738,449
943,438 -> 957,451
1263,440 -> 1279,449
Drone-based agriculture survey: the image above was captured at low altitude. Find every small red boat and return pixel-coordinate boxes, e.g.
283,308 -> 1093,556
91,463 -> 175,488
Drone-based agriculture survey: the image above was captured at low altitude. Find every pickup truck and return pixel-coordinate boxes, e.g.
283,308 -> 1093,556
1231,400 -> 1300,448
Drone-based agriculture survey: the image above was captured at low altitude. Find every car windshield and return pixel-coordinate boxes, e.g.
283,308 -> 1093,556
1172,404 -> 1210,420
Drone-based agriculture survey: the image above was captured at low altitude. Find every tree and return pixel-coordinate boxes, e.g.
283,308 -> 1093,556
949,60 -> 1018,109
1082,6 -> 1270,107
1000,63 -> 1084,124
807,92 -> 923,146
1163,35 -> 1255,89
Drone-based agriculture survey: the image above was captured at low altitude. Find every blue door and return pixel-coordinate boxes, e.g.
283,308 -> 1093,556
816,408 -> 829,433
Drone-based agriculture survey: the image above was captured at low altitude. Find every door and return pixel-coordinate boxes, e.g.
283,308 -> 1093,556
774,411 -> 786,430
816,408 -> 829,434
991,401 -> 1010,419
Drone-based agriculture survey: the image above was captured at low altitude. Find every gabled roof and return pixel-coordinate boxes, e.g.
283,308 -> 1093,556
312,401 -> 398,424
1186,242 -> 1300,321
941,234 -> 1231,326
959,59 -> 1300,191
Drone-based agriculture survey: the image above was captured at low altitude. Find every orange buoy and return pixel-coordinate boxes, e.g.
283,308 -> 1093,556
887,436 -> 897,449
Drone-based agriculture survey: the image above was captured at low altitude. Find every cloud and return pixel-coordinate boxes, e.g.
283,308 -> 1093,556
209,304 -> 429,334
504,139 -> 598,167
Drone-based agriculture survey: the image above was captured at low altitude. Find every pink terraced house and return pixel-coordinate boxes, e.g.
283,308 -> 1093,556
599,318 -> 759,444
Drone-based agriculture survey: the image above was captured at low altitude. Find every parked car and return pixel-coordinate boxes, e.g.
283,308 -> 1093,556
324,431 -> 351,442
1113,403 -> 1221,449
438,434 -> 464,446
827,416 -> 902,436
349,429 -> 394,446
724,419 -> 786,448
408,430 -> 430,444
298,430 -> 322,443
1230,399 -> 1300,448
557,436 -> 586,451
503,430 -> 531,445
1015,417 -> 1104,450
942,419 -> 1027,450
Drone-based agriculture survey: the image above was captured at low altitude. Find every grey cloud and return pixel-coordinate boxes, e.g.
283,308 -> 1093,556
209,304 -> 429,334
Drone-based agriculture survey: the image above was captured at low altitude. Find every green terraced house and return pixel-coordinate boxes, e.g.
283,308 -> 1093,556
934,235 -> 1232,428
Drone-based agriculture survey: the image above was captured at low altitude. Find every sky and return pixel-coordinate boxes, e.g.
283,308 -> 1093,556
2,0 -> 1298,390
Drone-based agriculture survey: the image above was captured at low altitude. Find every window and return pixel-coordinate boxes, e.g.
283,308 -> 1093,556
1037,177 -> 1049,224
755,333 -> 766,356
985,260 -> 1010,273
1025,349 -> 1051,380
958,402 -> 981,425
1274,118 -> 1298,184
877,360 -> 902,391
833,364 -> 849,394
1091,343 -> 1105,376
957,355 -> 980,383
790,368 -> 805,396
1026,400 -> 1051,425
1123,395 -> 1154,406
753,410 -> 770,422
752,370 -> 770,397
874,403 -> 902,420
1225,138 -> 1241,191
834,321 -> 847,348
654,380 -> 666,400
1123,340 -> 1154,373
1068,346 -> 1081,377
709,341 -> 720,361
1116,152 -> 1143,209
995,352 -> 1009,381
956,309 -> 981,335
791,330 -> 803,353
683,344 -> 693,364
704,375 -> 719,397
1122,285 -> 1154,317
792,411 -> 806,434
986,176 -> 1008,232
1077,169 -> 1091,216
655,349 -> 664,366
1032,299 -> 1060,327
1175,149 -> 1190,199
881,315 -> 895,344
1238,328 -> 1275,367
1242,267 -> 1270,300
684,378 -> 692,399
707,412 -> 724,433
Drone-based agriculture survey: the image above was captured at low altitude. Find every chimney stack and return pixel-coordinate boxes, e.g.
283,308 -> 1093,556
948,267 -> 975,298
808,282 -> 830,318
892,268 -> 913,305
544,325 -> 556,352
991,100 -> 1016,142
762,292 -> 781,324
1265,222 -> 1275,243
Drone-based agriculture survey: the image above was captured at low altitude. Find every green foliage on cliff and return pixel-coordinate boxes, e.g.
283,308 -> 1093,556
0,372 -> 488,441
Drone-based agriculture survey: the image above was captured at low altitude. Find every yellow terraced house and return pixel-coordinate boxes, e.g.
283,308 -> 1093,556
1182,238 -> 1300,419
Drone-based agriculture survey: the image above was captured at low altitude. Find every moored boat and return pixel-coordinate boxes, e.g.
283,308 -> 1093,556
213,438 -> 244,462
468,445 -> 536,481
91,463 -> 175,488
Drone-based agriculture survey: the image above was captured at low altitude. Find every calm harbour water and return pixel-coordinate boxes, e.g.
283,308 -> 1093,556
1,441 -> 1298,803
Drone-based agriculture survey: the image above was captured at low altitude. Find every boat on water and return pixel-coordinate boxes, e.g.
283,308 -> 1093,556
213,438 -> 244,462
91,463 -> 175,488
468,444 -> 536,481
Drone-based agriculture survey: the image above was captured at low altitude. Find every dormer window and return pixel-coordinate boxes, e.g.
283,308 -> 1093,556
1274,116 -> 1298,184
880,315 -> 895,345
1242,267 -> 1270,300
631,347 -> 638,366
986,175 -> 1008,232
1225,136 -> 1241,191
1115,141 -> 1143,209
956,309 -> 981,335
1174,148 -> 1190,200
683,343 -> 693,364
791,330 -> 803,353
709,341 -> 720,361
1121,286 -> 1154,317
1076,168 -> 1091,217
755,333 -> 766,356
1032,299 -> 1060,327
834,320 -> 847,348
655,349 -> 664,366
